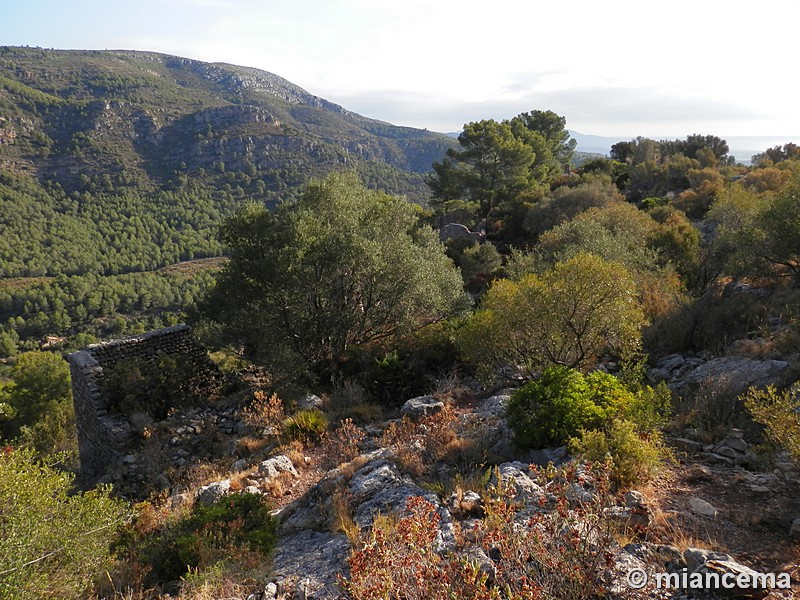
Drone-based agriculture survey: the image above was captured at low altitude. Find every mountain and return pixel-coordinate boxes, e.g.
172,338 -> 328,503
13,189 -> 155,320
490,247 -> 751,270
568,131 -> 626,155
0,46 -> 454,200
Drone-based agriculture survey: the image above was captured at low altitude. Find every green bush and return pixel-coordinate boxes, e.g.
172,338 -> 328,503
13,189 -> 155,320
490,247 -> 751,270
0,447 -> 127,600
569,420 -> 668,488
506,366 -> 669,449
744,385 -> 800,461
283,408 -> 329,443
506,367 -> 631,448
458,254 -> 645,382
0,351 -> 72,440
135,493 -> 277,588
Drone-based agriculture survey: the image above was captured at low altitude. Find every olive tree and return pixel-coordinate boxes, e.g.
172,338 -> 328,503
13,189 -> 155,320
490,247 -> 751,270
200,172 -> 467,380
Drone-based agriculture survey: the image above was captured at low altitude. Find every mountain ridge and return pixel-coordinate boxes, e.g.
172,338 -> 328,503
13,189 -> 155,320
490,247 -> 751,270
0,46 -> 454,199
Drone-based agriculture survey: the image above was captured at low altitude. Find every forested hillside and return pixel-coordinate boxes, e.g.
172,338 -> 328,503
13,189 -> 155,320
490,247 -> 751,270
0,47 -> 454,353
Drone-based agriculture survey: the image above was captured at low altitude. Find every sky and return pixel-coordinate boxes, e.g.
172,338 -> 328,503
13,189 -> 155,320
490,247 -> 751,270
3,0 -> 799,142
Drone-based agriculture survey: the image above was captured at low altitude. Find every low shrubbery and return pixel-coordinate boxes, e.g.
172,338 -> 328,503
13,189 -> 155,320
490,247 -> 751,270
341,463 -> 621,600
283,408 -> 329,444
507,366 -> 671,487
0,446 -> 127,600
744,384 -> 800,460
116,492 -> 276,592
506,366 -> 669,449
569,420 -> 668,488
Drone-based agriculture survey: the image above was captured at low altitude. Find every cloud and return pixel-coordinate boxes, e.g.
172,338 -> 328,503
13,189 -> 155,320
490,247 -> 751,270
325,85 -> 766,137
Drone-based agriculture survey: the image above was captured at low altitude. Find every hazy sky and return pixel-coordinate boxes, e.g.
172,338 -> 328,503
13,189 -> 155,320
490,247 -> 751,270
3,0 -> 799,139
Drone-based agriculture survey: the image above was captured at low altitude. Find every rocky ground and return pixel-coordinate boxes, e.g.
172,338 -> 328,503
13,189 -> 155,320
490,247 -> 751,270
104,354 -> 800,599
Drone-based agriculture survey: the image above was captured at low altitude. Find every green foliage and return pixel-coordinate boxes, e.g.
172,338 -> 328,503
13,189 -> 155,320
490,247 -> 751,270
283,409 -> 329,443
744,385 -> 800,461
0,351 -> 73,451
506,366 -> 669,450
133,493 -> 277,588
103,351 -> 212,419
569,419 -> 668,488
427,110 -> 573,220
458,253 -> 645,381
429,119 -> 538,217
536,202 -> 661,274
0,446 -> 127,600
751,143 -> 800,167
447,240 -> 503,292
200,172 -> 467,381
0,172 -> 227,279
624,381 -> 673,433
0,267 -> 217,350
506,367 -> 634,448
710,171 -> 800,285
523,176 -> 623,239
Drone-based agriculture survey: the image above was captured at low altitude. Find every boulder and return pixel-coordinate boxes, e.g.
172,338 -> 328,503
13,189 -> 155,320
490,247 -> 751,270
683,547 -> 774,596
493,462 -> 545,504
297,394 -> 324,411
399,395 -> 444,420
790,517 -> 800,540
684,357 -> 789,396
264,530 -> 351,600
258,455 -> 299,479
688,496 -> 718,518
347,458 -> 456,551
195,479 -> 231,506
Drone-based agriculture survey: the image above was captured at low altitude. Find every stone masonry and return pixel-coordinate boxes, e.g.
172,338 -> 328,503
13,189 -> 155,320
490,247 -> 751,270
68,324 -> 220,482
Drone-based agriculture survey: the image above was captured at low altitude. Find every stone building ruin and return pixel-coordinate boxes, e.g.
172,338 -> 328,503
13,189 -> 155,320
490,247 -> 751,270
68,324 -> 221,482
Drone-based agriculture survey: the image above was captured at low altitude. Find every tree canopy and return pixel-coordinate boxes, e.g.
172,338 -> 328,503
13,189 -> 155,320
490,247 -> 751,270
427,110 -> 574,219
457,253 -> 645,382
199,172 -> 468,380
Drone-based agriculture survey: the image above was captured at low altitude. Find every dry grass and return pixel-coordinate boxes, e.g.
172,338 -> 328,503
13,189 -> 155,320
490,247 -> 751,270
235,435 -> 273,456
262,470 -> 296,498
278,439 -> 307,469
329,489 -> 360,543
326,380 -> 384,424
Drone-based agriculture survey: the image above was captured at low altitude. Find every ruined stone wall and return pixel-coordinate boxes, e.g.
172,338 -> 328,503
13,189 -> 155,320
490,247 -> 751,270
68,324 -> 220,481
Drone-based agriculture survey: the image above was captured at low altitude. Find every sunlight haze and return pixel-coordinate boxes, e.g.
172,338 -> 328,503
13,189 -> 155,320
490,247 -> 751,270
3,0 -> 798,140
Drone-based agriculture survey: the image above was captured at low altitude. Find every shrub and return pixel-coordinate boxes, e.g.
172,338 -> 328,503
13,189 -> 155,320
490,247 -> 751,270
341,462 -> 621,600
0,351 -> 73,451
569,420 -> 668,488
327,380 -> 384,425
380,406 -> 461,476
283,408 -> 329,444
131,493 -> 277,589
341,496 -> 500,600
506,366 -> 670,450
458,253 -> 645,382
506,367 -> 627,448
321,418 -> 366,469
242,390 -> 285,435
744,384 -> 800,460
0,447 -> 127,600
